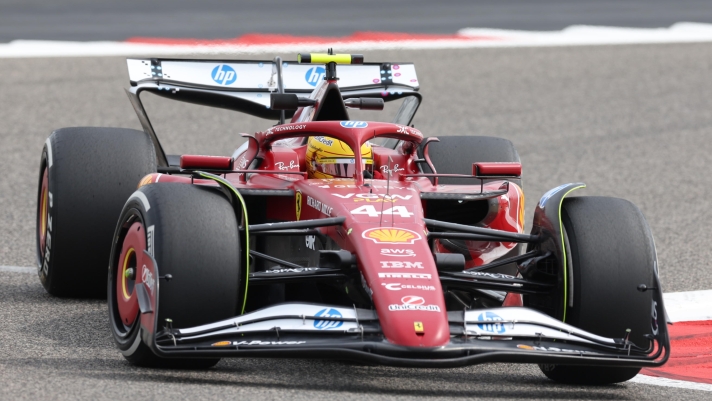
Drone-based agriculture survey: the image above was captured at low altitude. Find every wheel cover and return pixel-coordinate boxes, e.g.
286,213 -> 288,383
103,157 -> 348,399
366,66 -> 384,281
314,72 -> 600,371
116,222 -> 145,328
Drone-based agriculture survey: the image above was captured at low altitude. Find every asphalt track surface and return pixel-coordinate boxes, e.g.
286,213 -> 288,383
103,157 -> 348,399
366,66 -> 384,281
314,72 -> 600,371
1,44 -> 712,399
3,0 -> 712,42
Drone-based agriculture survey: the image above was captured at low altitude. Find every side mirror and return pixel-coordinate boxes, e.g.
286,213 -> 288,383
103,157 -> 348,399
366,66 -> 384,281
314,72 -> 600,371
270,94 -> 316,110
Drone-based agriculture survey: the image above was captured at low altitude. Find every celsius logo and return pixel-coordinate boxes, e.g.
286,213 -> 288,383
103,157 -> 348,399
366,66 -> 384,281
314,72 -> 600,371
340,121 -> 368,128
305,66 -> 325,86
477,311 -> 506,334
211,65 -> 237,85
313,308 -> 343,330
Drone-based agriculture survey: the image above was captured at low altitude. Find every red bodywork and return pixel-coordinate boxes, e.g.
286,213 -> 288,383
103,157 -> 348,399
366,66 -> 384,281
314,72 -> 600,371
140,119 -> 523,348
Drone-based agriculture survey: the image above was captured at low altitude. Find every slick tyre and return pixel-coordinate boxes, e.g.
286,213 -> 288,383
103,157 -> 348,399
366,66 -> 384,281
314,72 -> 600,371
417,135 -> 521,187
538,196 -> 657,385
108,183 -> 241,368
419,136 -> 523,274
36,127 -> 156,297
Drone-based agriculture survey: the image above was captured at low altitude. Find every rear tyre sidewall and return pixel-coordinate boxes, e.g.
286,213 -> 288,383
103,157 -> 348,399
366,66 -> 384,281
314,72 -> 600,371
539,196 -> 657,385
109,183 -> 241,368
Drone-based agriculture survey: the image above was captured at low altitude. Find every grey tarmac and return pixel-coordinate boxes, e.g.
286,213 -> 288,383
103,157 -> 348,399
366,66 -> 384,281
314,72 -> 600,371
1,44 -> 711,399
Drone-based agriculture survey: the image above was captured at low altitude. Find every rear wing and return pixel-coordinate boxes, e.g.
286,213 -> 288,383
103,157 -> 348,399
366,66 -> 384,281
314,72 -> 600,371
125,56 -> 421,167
127,58 -> 419,118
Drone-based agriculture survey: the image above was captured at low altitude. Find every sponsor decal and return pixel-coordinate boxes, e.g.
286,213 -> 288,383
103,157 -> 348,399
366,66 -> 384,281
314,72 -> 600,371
332,193 -> 413,200
389,296 -> 440,312
401,295 -> 425,305
351,205 -> 414,218
142,264 -> 155,294
380,261 -> 424,269
516,344 -> 599,354
314,136 -> 333,146
380,248 -> 416,257
305,66 -> 325,86
212,341 -> 232,347
211,65 -> 237,85
41,191 -> 53,277
295,191 -> 302,221
234,340 -> 306,346
146,225 -> 155,257
380,164 -> 405,176
476,311 -> 506,334
236,155 -> 249,169
305,235 -> 316,250
378,272 -> 431,279
395,124 -> 422,138
463,271 -> 515,279
382,283 -> 436,291
306,195 -> 333,216
314,308 -> 344,330
414,321 -> 424,333
264,267 -> 319,274
265,124 -> 307,136
339,121 -> 368,128
275,160 -> 299,171
362,228 -> 422,244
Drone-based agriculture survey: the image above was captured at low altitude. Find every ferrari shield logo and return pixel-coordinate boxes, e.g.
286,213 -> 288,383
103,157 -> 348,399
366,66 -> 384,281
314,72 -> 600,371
295,191 -> 302,221
414,321 -> 424,333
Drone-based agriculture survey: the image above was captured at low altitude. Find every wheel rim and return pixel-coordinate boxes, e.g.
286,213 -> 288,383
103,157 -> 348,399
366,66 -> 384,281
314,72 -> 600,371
116,221 -> 145,328
38,167 -> 49,258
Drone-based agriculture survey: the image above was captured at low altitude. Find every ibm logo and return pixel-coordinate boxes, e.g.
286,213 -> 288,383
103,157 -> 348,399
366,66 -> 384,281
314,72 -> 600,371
305,66 -> 325,86
211,65 -> 237,85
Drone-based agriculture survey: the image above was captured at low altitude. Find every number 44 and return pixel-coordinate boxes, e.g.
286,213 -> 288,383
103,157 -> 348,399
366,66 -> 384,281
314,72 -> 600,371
350,205 -> 414,217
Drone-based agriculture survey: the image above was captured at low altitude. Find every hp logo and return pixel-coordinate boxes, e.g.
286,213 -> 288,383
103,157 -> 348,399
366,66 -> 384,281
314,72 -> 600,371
476,311 -> 506,334
340,121 -> 369,128
211,65 -> 237,85
313,308 -> 343,330
305,66 -> 325,86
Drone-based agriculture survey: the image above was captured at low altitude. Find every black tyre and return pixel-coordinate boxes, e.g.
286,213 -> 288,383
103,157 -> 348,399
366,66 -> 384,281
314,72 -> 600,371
417,135 -> 521,186
108,183 -> 241,368
36,127 -> 156,297
420,136 -> 523,274
538,196 -> 657,385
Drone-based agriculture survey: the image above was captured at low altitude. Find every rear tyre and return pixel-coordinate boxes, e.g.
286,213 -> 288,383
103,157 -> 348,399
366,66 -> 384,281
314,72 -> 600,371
36,127 -> 156,297
420,136 -> 523,274
537,196 -> 656,385
108,183 -> 241,368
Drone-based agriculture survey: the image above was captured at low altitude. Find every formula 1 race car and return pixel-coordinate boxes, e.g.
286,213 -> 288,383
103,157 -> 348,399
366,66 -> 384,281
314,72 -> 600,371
35,52 -> 669,384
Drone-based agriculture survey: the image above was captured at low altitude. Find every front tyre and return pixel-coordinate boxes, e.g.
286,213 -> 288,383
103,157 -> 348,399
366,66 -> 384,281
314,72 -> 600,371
538,196 -> 657,385
108,183 -> 241,368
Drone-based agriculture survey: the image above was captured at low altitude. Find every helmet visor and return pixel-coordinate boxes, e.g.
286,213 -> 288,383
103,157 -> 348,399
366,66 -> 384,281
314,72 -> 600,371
314,158 -> 373,178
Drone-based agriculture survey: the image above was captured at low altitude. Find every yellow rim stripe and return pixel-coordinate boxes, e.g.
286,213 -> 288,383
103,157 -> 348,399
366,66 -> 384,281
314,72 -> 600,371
121,248 -> 135,299
558,185 -> 586,323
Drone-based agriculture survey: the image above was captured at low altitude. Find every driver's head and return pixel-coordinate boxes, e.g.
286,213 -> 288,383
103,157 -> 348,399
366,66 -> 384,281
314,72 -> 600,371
306,136 -> 373,179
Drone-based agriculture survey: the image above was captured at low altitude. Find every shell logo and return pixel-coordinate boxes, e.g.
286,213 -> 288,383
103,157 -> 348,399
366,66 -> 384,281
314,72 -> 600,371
362,228 -> 422,244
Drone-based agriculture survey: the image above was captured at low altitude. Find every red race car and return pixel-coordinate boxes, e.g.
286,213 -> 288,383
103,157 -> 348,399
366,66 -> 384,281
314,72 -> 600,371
35,52 -> 669,384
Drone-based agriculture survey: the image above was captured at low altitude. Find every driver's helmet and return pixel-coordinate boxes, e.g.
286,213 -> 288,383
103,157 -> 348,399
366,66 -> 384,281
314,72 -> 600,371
306,136 -> 373,179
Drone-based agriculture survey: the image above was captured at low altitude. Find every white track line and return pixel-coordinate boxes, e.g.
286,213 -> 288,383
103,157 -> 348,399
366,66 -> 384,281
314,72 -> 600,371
665,289 -> 712,322
631,375 -> 712,392
0,265 -> 35,274
3,22 -> 712,58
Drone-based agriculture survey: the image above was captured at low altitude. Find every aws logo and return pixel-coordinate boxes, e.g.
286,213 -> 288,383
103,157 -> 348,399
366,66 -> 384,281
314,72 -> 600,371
305,66 -> 325,86
211,65 -> 237,85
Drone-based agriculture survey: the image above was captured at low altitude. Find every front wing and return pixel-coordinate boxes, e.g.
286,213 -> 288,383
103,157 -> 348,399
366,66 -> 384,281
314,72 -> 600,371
140,286 -> 669,368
